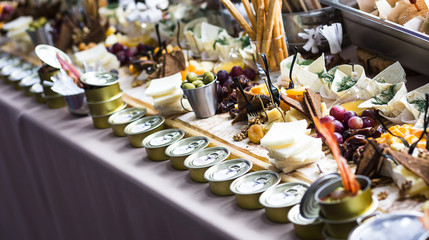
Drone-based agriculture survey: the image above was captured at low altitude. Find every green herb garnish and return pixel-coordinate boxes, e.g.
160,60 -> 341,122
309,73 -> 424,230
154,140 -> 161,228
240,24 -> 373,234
374,77 -> 386,83
298,59 -> 314,66
337,75 -> 357,92
317,66 -> 337,87
107,3 -> 119,9
240,35 -> 251,48
409,97 -> 427,113
371,84 -> 397,105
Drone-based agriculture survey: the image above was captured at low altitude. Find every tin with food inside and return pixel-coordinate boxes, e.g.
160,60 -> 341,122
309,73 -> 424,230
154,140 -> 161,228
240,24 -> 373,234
183,147 -> 230,183
315,175 -> 373,220
204,159 -> 252,196
43,93 -> 66,109
230,170 -> 280,210
124,115 -> 165,147
259,182 -> 309,223
320,196 -> 378,239
108,107 -> 147,137
1,60 -> 22,83
142,129 -> 185,161
8,63 -> 34,89
165,136 -> 209,170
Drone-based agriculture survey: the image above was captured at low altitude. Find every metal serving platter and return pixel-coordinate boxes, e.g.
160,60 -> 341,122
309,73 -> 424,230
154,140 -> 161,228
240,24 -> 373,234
321,0 -> 429,76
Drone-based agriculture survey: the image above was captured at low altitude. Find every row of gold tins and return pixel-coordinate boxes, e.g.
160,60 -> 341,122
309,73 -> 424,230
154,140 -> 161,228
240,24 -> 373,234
108,107 -> 378,240
0,52 -> 379,240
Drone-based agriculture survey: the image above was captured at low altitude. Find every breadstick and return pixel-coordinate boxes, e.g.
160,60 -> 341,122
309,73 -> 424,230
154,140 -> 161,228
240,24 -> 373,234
282,0 -> 293,13
261,0 -> 278,57
242,0 -> 257,30
256,1 -> 265,54
272,1 -> 284,63
278,4 -> 289,58
251,0 -> 258,12
220,0 -> 256,39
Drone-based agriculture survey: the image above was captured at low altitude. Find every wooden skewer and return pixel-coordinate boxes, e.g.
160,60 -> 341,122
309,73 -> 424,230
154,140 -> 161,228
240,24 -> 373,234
220,0 -> 256,40
242,0 -> 257,31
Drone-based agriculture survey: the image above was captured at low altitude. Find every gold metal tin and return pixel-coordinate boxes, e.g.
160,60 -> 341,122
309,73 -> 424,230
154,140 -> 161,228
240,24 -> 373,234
90,104 -> 127,129
87,93 -> 124,116
204,159 -> 252,196
165,136 -> 210,170
19,73 -> 39,95
30,83 -> 45,103
9,66 -> 33,89
142,129 -> 185,161
84,82 -> 121,102
288,204 -> 324,240
259,182 -> 309,223
230,170 -> 280,210
42,94 -> 66,109
38,64 -> 59,83
124,115 -> 165,147
1,62 -> 21,84
184,147 -> 230,183
80,72 -> 119,87
315,175 -> 372,220
320,196 -> 378,239
108,107 -> 147,137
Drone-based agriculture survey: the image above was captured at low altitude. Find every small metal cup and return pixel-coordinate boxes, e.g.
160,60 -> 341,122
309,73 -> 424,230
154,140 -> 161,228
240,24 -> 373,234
64,92 -> 89,116
181,79 -> 217,119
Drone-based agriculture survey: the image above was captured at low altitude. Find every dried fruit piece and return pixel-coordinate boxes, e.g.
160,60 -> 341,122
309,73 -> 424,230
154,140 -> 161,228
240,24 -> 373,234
248,124 -> 265,144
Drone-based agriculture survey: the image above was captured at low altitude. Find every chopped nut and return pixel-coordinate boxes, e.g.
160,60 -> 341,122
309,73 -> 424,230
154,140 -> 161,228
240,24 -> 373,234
377,190 -> 389,201
233,132 -> 247,141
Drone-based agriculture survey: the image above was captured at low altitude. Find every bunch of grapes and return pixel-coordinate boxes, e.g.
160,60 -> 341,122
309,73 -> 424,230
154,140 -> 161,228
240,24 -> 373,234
215,66 -> 257,113
107,43 -> 154,66
0,5 -> 14,21
318,106 -> 377,144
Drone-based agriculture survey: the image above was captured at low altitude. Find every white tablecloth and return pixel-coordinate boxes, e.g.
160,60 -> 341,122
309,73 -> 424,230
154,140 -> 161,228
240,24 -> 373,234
0,82 -> 298,240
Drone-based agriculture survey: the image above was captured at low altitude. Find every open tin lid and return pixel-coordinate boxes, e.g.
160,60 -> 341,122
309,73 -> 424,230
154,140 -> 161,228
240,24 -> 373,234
299,173 -> 340,219
35,44 -> 71,69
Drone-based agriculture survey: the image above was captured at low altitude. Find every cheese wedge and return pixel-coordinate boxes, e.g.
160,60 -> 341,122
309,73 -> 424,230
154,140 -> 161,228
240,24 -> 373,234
287,138 -> 323,163
145,72 -> 182,97
267,135 -> 314,160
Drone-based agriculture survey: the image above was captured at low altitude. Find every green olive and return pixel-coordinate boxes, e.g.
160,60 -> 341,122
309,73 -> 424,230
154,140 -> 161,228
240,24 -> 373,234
196,83 -> 205,88
203,72 -> 215,84
186,72 -> 198,82
192,80 -> 204,87
182,83 -> 196,89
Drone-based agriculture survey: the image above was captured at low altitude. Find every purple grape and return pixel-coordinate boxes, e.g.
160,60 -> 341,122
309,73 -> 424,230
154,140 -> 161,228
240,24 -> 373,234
320,115 -> 335,124
137,43 -> 146,53
2,5 -> 13,14
106,46 -> 113,53
334,132 -> 344,144
361,109 -> 376,119
243,68 -> 257,81
229,66 -> 244,77
116,51 -> 127,65
216,70 -> 229,84
348,116 -> 363,129
330,106 -> 346,121
362,116 -> 375,128
125,48 -> 135,58
332,120 -> 345,133
222,78 -> 234,89
343,111 -> 358,127
112,43 -> 124,53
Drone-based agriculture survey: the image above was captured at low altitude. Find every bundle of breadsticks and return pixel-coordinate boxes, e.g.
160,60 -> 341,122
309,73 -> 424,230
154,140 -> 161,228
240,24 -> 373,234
220,0 -> 289,71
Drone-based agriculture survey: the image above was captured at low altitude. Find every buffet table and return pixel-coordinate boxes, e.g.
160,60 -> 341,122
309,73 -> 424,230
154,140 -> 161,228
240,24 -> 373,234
0,81 -> 299,239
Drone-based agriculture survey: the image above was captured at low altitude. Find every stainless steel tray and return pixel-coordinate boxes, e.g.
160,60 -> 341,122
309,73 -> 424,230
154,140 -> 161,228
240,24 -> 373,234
321,0 -> 429,76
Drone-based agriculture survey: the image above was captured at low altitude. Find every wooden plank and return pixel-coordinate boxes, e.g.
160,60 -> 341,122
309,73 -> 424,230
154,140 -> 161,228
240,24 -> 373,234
164,117 -> 273,172
122,93 -> 158,116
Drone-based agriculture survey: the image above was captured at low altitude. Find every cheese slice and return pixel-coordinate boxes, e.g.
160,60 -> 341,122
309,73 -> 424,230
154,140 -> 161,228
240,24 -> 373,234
153,88 -> 183,106
287,138 -> 323,163
260,120 -> 308,148
267,135 -> 314,160
75,44 -> 108,64
145,72 -> 182,97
